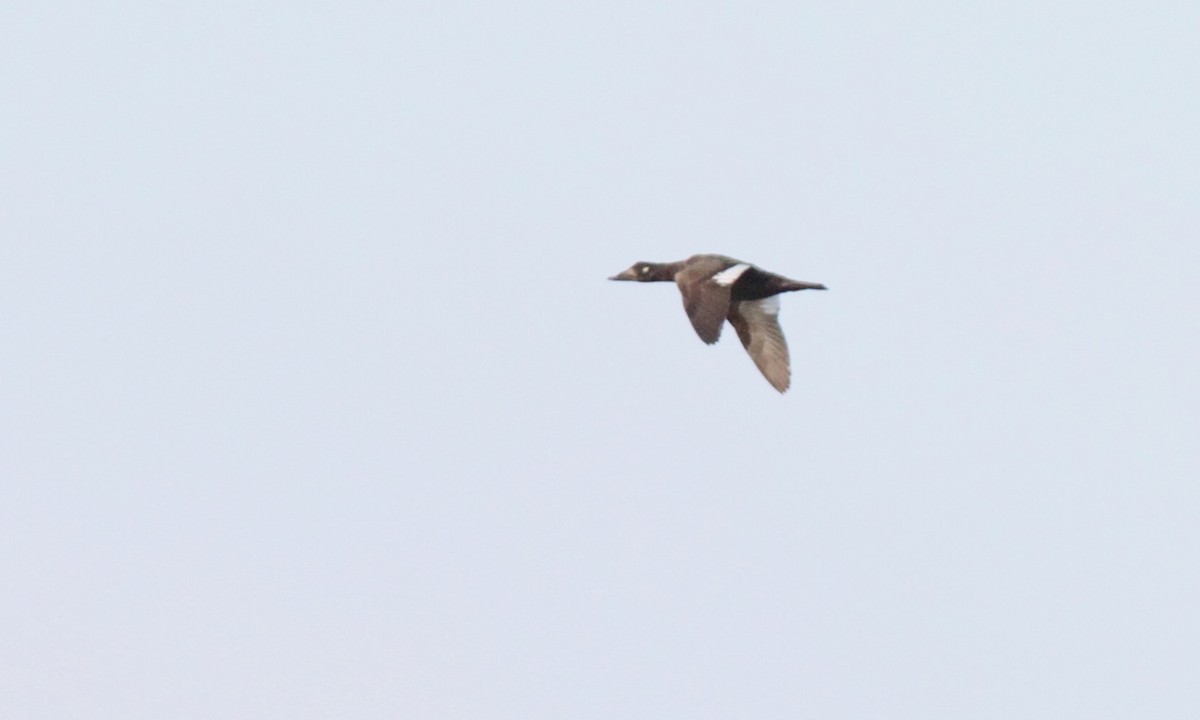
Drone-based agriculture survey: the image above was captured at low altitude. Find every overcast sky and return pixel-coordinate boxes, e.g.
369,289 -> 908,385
3,2 -> 1199,718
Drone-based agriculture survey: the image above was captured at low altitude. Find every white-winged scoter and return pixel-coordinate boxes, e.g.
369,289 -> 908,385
609,254 -> 826,393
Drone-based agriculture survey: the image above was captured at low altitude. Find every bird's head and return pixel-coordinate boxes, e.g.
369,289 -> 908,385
608,262 -> 671,282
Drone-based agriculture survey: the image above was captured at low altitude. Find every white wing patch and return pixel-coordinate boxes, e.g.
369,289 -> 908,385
712,263 -> 751,286
750,296 -> 780,315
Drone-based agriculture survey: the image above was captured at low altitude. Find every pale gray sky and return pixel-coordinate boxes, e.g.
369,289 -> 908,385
3,2 -> 1199,718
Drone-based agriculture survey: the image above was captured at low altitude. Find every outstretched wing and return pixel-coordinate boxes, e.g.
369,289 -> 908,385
728,296 -> 791,393
674,256 -> 741,344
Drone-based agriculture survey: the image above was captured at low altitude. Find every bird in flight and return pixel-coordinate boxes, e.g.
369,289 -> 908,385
609,254 -> 826,393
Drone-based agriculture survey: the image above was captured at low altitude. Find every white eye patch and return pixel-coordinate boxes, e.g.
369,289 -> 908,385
712,263 -> 750,286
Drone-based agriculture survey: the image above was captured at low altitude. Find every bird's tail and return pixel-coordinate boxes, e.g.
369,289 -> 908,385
785,280 -> 828,291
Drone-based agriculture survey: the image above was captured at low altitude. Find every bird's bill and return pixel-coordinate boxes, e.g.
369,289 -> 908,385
608,266 -> 639,281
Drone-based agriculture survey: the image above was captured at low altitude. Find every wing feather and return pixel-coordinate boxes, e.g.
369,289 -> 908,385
728,297 -> 791,392
675,256 -> 736,344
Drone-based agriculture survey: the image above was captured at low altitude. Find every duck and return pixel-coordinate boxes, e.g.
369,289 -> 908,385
609,254 -> 826,393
